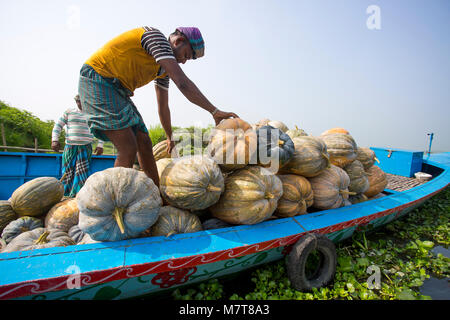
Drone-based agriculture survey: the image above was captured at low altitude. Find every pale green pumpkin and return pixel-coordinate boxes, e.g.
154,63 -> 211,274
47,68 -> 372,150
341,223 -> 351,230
149,206 -> 203,237
1,216 -> 44,244
77,167 -> 162,242
3,227 -> 75,253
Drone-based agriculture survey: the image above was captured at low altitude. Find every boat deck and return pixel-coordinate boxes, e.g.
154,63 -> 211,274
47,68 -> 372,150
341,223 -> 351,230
386,173 -> 429,191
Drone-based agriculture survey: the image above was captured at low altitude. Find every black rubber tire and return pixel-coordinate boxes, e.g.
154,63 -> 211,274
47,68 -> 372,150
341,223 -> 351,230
286,233 -> 337,291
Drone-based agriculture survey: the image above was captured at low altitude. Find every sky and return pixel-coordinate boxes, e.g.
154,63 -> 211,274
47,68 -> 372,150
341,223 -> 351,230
0,0 -> 449,152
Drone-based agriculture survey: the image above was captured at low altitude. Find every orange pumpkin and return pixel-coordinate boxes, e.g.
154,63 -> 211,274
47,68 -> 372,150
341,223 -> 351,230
216,118 -> 252,131
207,118 -> 257,171
44,198 -> 79,232
275,175 -> 313,217
321,127 -> 350,135
364,165 -> 388,198
308,165 -> 355,210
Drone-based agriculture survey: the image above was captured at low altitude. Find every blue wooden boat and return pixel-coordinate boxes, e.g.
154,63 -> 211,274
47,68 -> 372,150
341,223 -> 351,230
0,149 -> 448,300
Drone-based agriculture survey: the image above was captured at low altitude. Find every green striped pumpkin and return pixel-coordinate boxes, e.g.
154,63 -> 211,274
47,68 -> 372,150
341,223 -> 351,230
279,136 -> 330,178
159,155 -> 224,210
2,227 -> 74,253
149,206 -> 203,237
344,160 -> 370,194
320,133 -> 358,168
10,177 -> 64,217
210,166 -> 283,225
0,201 -> 17,233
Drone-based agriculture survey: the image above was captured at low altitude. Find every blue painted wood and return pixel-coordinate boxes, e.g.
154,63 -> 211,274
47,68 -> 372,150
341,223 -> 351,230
0,152 -> 116,200
0,151 -> 448,300
371,147 -> 423,177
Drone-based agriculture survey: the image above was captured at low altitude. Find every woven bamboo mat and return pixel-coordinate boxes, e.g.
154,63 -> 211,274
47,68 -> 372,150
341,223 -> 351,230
386,173 -> 429,191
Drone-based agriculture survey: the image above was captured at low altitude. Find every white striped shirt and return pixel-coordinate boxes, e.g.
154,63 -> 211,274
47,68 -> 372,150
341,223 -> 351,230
141,26 -> 175,90
52,108 -> 104,147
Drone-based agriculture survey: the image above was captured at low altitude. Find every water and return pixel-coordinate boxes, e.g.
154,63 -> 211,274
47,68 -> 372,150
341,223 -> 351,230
419,246 -> 450,300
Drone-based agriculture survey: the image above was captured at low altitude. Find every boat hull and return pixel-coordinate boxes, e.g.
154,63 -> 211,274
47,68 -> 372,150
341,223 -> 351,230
0,152 -> 448,300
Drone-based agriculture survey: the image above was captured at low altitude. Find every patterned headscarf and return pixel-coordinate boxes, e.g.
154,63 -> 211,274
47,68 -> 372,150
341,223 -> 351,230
176,27 -> 205,59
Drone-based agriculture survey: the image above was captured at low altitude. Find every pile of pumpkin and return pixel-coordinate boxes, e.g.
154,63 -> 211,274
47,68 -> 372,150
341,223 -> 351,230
0,118 -> 388,253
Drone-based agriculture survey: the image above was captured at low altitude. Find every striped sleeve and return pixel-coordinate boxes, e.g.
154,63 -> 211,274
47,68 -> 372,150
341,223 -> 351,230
52,110 -> 69,141
155,75 -> 170,91
141,27 -> 176,63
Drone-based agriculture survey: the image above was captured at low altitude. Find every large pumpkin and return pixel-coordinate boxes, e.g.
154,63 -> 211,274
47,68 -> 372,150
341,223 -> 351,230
256,125 -> 295,171
286,125 -> 308,140
320,133 -> 357,168
364,165 -> 388,198
10,177 -> 64,217
210,166 -> 283,225
149,206 -> 203,237
344,160 -> 370,194
207,118 -> 257,171
279,136 -> 330,177
159,155 -> 224,210
0,201 -> 17,233
356,147 -> 380,171
1,216 -> 43,244
44,199 -> 79,232
275,175 -> 313,217
2,227 -> 75,253
77,167 -> 162,242
308,165 -> 355,210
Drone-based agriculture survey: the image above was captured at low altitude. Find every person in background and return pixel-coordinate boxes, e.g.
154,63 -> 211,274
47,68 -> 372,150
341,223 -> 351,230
51,94 -> 104,197
78,26 -> 238,187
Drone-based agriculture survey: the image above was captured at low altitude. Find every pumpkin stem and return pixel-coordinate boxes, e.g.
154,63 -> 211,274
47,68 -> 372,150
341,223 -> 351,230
322,153 -> 331,168
59,172 -> 68,182
113,207 -> 126,234
374,157 -> 380,164
207,185 -> 223,193
340,190 -> 357,196
166,230 -> 177,237
265,192 -> 275,199
35,231 -> 50,245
